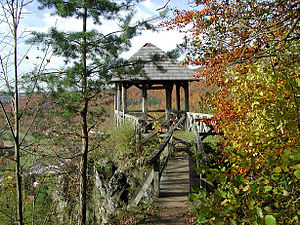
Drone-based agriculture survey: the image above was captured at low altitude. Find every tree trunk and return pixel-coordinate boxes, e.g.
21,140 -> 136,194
13,11 -> 23,225
78,2 -> 88,224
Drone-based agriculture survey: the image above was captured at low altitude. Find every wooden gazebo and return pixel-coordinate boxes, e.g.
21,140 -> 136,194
112,43 -> 198,126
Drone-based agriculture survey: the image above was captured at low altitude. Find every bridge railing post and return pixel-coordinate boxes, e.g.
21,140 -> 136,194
153,160 -> 160,198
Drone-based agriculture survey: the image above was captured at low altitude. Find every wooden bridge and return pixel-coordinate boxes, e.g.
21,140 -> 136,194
111,43 -> 217,221
115,111 -> 216,210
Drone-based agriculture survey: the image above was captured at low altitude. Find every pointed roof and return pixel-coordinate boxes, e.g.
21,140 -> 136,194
112,43 -> 197,82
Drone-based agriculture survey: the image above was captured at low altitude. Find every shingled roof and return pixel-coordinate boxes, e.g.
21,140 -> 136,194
112,43 -> 196,82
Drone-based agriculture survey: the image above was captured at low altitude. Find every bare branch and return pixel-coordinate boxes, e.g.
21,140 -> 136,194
90,29 -> 124,44
0,146 -> 14,150
156,0 -> 171,11
0,100 -> 15,140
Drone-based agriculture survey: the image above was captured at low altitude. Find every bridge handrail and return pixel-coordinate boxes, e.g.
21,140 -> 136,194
146,115 -> 185,164
128,116 -> 186,208
147,125 -> 173,165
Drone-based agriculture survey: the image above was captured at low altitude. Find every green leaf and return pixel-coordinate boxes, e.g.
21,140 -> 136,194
251,101 -> 260,107
264,186 -> 272,192
273,167 -> 282,173
242,185 -> 250,192
265,215 -> 276,225
232,141 -> 238,148
198,215 -> 206,222
297,78 -> 300,87
256,206 -> 263,218
294,168 -> 300,179
219,190 -> 227,197
290,164 -> 300,170
263,178 -> 270,184
290,153 -> 300,161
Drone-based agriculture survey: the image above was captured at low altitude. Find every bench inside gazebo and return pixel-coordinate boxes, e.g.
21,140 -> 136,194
112,43 -> 199,131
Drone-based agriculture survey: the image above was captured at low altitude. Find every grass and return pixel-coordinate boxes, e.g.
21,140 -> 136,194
173,130 -> 194,141
202,135 -> 221,149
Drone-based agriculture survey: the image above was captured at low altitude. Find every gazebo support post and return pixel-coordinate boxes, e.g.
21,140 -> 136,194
142,83 -> 148,121
176,83 -> 181,118
165,83 -> 173,122
183,82 -> 189,130
114,83 -> 122,125
122,83 -> 127,118
183,82 -> 189,112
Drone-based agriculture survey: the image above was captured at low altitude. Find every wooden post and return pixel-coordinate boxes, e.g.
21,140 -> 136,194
176,83 -> 181,117
153,161 -> 160,197
142,83 -> 148,120
116,83 -> 121,125
114,84 -> 117,112
122,83 -> 127,117
183,82 -> 189,112
183,82 -> 189,130
165,83 -> 173,121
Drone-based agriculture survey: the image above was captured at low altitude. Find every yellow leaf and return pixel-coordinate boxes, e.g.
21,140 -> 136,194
273,167 -> 282,173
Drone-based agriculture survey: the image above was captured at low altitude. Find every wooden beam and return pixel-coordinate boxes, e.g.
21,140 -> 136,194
183,82 -> 189,112
128,109 -> 165,113
146,85 -> 165,90
176,83 -> 181,113
147,125 -> 174,164
128,167 -> 154,207
165,83 -> 173,121
134,84 -> 143,90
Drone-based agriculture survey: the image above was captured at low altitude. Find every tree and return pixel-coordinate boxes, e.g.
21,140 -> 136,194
168,0 -> 299,79
28,0 -> 156,223
0,1 -> 52,224
167,0 -> 299,224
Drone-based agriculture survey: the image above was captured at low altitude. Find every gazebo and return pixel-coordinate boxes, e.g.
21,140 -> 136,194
112,43 -> 198,127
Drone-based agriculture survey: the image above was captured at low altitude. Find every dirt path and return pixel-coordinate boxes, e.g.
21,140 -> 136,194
143,152 -> 197,225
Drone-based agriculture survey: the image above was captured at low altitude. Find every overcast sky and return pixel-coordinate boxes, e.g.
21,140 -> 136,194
0,0 -> 197,88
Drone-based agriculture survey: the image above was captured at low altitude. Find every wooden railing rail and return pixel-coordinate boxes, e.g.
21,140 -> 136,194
146,115 -> 185,165
138,118 -> 168,146
128,116 -> 186,208
127,166 -> 155,208
147,125 -> 174,165
186,112 -> 213,133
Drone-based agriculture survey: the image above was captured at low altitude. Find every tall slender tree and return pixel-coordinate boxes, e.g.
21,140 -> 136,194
0,1 -> 52,224
29,0 -> 155,223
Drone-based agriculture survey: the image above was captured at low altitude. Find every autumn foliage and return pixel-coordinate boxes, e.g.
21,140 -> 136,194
167,0 -> 299,224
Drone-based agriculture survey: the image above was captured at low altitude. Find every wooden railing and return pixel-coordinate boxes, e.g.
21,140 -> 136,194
114,110 -> 144,142
128,116 -> 186,208
186,112 -> 213,133
117,111 -> 216,207
193,125 -> 208,189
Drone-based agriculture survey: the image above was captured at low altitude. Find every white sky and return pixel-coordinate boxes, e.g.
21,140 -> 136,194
24,0 -> 194,55
0,0 -> 197,87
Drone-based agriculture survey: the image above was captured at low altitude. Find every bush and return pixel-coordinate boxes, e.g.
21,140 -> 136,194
105,124 -> 137,159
